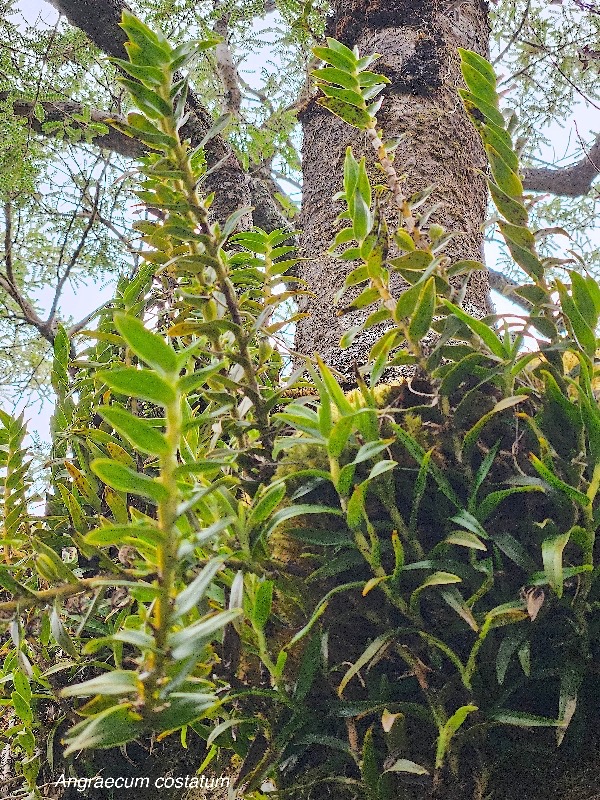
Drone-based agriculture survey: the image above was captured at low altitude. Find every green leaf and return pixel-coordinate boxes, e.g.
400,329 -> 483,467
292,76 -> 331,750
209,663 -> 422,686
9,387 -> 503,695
252,581 -> 274,630
358,70 -> 389,87
445,531 -> 487,550
118,78 -> 172,119
569,270 -> 599,329
314,354 -> 354,415
497,222 -> 545,279
177,361 -> 227,394
389,250 -> 432,272
349,286 -> 380,310
313,66 -> 359,90
50,606 -> 79,658
496,628 -> 527,685
459,48 -> 498,87
410,572 -> 461,611
64,462 -> 100,509
541,531 -> 571,598
361,726 -> 380,794
450,511 -> 489,538
320,85 -> 366,108
98,368 -> 176,406
530,454 -> 590,507
61,671 -> 140,697
314,44 -> 356,71
392,424 -> 461,508
120,9 -> 171,57
317,97 -> 371,128
327,415 -> 355,458
248,484 -> 286,527
98,406 -> 169,455
13,671 -> 31,702
174,557 -> 226,618
111,59 -> 165,86
480,125 -> 519,172
34,540 -> 78,584
353,439 -> 394,465
487,179 -> 528,225
352,193 -> 372,241
367,460 -> 397,480
461,60 -> 498,106
64,703 -> 144,755
493,531 -> 536,570
11,691 -> 33,725
343,146 -> 360,197
580,392 -> 600,462
477,485 -> 543,523
357,158 -> 372,206
489,710 -> 560,727
113,117 -> 176,149
394,228 -> 417,251
206,717 -> 260,748
91,459 -> 169,503
347,482 -> 368,529
385,758 -> 430,776
195,112 -> 233,149
462,396 -> 526,455
108,629 -> 156,650
265,504 -> 343,539
436,705 -> 478,769
442,300 -> 507,358
327,37 -> 363,63
221,206 -> 254,239
486,146 -> 523,199
0,566 -> 36,597
85,524 -> 163,547
393,281 -> 423,322
169,609 -> 242,660
338,632 -> 395,696
556,279 -> 597,358
151,692 -> 218,732
557,667 -> 581,746
459,89 -> 506,129
408,277 -> 436,344
294,634 -> 322,700
113,312 -> 177,374
439,588 -> 479,632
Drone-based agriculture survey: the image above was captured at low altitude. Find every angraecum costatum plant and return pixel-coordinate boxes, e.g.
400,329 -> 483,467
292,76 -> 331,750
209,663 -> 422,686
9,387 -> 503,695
2,15 -> 600,800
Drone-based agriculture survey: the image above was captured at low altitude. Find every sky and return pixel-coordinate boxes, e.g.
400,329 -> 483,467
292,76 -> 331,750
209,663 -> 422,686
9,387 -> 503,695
4,0 -> 599,446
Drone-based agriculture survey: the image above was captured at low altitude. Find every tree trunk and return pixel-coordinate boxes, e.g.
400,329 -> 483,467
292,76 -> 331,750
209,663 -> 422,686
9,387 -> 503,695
295,0 -> 491,379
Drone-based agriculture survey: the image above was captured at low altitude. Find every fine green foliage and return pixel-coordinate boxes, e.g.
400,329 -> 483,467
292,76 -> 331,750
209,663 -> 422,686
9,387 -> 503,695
2,17 -> 600,800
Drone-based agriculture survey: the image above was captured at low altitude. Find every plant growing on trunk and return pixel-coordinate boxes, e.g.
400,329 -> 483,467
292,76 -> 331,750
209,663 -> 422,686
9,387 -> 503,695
2,15 -> 600,800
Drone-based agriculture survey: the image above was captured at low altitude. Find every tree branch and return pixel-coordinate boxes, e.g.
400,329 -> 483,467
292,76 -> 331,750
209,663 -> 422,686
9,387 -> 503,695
1,202 -> 57,345
213,8 -> 243,115
522,135 -> 600,197
488,267 -> 532,313
0,93 -> 145,159
48,159 -> 110,325
46,0 -> 252,225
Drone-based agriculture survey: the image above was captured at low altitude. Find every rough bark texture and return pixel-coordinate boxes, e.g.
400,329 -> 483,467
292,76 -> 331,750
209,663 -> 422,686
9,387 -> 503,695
295,0 -> 491,380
